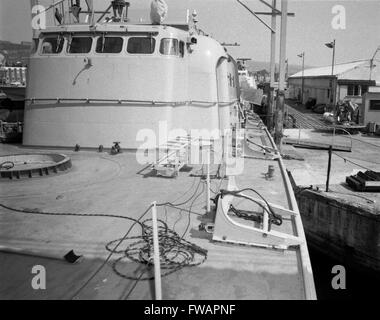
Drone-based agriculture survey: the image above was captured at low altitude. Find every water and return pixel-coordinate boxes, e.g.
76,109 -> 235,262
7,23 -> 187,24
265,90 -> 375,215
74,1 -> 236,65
308,244 -> 379,300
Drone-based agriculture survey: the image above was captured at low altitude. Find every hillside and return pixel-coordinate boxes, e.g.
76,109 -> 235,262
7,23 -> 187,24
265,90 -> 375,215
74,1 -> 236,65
0,39 -> 312,74
246,60 -> 313,77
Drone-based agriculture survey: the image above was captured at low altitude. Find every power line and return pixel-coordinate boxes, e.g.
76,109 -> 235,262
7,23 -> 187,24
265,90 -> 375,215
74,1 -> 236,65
332,152 -> 373,171
349,136 -> 380,150
338,155 -> 380,166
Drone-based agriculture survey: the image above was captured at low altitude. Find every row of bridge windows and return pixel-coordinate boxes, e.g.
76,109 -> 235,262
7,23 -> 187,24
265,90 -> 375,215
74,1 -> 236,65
36,36 -> 185,57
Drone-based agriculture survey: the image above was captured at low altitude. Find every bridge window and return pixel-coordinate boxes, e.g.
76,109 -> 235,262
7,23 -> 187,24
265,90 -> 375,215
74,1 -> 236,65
41,36 -> 64,54
160,38 -> 179,56
127,37 -> 156,54
68,37 -> 93,54
96,37 -> 123,54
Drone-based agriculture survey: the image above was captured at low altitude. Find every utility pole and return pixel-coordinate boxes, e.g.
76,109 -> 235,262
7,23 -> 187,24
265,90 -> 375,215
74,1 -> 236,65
331,39 -> 336,76
325,39 -> 336,105
235,0 -> 294,136
274,0 -> 288,149
331,40 -> 336,106
298,52 -> 305,104
301,53 -> 305,104
267,0 -> 277,133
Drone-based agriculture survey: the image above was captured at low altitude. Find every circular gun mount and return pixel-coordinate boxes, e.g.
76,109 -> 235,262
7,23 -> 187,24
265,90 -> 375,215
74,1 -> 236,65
0,154 -> 72,180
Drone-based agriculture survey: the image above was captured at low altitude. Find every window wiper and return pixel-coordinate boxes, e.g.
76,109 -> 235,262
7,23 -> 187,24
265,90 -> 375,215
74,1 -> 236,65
101,33 -> 106,52
56,35 -> 63,53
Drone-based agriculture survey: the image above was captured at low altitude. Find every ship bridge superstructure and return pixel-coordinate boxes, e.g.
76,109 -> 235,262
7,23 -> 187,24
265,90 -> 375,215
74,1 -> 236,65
24,0 -> 240,149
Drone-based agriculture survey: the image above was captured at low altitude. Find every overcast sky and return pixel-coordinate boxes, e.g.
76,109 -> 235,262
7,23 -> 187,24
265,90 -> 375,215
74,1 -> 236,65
0,0 -> 379,67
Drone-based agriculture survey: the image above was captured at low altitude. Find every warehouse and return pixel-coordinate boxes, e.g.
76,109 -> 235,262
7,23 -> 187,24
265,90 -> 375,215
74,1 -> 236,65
288,60 -> 380,106
362,86 -> 380,128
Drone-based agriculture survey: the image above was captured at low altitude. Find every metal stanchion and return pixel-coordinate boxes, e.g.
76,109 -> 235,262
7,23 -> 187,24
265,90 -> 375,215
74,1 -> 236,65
298,127 -> 301,144
206,147 -> 211,213
332,127 -> 336,149
151,202 -> 162,300
326,145 -> 333,192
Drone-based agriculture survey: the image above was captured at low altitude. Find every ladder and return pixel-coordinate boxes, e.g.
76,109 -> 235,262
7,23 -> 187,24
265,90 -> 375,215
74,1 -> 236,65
152,136 -> 213,178
152,136 -> 193,178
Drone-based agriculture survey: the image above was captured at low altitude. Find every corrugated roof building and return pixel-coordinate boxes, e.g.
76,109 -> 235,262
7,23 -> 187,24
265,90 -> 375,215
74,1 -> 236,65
288,59 -> 380,106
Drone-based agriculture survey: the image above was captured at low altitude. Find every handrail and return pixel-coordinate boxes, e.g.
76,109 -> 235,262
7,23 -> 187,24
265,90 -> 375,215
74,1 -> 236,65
33,0 -> 114,28
331,126 -> 353,151
263,120 -> 317,300
25,97 -> 239,106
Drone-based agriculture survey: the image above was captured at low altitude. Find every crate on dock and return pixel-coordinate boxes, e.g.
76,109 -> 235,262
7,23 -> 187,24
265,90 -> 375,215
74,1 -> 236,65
346,170 -> 380,192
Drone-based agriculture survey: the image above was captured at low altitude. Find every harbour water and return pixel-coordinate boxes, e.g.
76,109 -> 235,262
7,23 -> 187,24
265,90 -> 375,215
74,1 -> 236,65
309,246 -> 380,300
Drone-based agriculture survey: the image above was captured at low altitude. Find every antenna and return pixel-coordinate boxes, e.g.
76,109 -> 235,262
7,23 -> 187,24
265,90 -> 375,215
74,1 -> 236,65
237,58 -> 252,63
221,42 -> 240,47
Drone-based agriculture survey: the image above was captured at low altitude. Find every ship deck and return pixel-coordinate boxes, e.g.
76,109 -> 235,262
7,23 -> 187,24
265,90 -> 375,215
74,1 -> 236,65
0,118 -> 315,300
